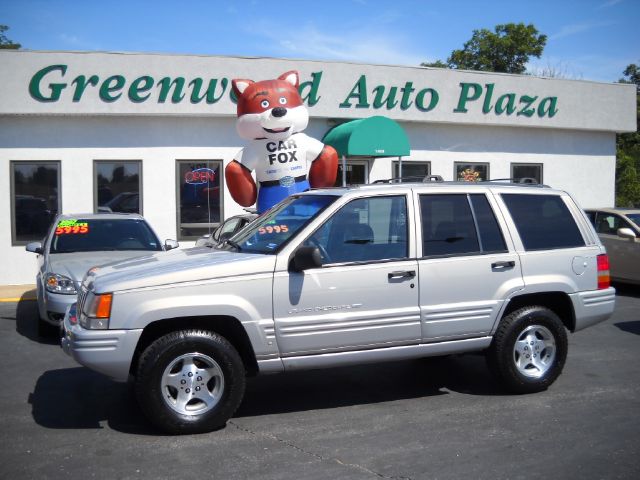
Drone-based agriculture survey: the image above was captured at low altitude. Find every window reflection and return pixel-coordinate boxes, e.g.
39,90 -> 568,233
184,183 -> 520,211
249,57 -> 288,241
12,162 -> 59,243
95,161 -> 141,214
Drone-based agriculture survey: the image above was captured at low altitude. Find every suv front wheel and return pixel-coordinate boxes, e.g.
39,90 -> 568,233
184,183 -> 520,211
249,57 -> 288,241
487,306 -> 568,394
135,329 -> 246,434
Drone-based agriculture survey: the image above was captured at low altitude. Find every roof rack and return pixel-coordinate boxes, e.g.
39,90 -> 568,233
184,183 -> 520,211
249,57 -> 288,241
372,175 -> 444,184
484,177 -> 539,185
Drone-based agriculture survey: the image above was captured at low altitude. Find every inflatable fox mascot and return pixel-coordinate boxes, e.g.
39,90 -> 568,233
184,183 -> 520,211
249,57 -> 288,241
225,71 -> 338,213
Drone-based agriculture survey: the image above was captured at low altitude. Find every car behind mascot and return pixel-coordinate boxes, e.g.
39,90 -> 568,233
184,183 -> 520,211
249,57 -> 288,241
225,71 -> 338,213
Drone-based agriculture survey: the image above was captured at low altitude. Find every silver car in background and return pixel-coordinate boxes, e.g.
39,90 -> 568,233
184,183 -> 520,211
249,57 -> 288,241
585,208 -> 640,285
194,212 -> 258,247
26,213 -> 178,335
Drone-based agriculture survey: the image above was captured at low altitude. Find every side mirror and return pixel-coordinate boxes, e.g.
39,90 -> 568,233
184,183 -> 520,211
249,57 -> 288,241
164,239 -> 179,251
25,241 -> 43,255
617,227 -> 637,241
219,232 -> 234,243
290,246 -> 322,272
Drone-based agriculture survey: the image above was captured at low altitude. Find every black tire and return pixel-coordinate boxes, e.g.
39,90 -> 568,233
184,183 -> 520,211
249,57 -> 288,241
135,330 -> 246,434
487,306 -> 568,394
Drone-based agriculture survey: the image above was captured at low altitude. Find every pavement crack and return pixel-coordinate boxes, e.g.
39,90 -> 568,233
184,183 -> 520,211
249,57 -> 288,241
228,421 -> 413,480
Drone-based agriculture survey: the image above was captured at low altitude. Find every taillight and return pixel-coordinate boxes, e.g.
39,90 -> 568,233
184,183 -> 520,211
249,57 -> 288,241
597,254 -> 610,290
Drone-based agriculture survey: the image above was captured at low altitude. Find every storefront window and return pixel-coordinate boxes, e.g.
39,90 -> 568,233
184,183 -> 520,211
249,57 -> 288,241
393,161 -> 431,182
455,162 -> 489,182
177,160 -> 223,240
511,163 -> 543,184
11,161 -> 60,244
334,161 -> 368,187
95,161 -> 142,214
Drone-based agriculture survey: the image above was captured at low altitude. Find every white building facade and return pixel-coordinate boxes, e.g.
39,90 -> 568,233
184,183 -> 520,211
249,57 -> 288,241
0,50 -> 636,285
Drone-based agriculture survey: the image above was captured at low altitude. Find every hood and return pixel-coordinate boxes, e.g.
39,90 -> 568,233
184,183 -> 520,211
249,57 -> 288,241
85,247 -> 276,293
47,251 -> 156,285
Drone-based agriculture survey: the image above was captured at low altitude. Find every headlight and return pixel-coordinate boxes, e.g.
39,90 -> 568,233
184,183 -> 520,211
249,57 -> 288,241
79,292 -> 112,330
45,273 -> 77,294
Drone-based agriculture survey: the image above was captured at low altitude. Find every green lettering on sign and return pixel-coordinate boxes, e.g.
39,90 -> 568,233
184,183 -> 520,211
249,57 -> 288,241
339,75 -> 370,108
495,93 -> 516,115
157,77 -> 186,103
71,75 -> 99,102
400,82 -> 415,110
538,97 -> 558,118
29,64 -> 68,102
299,71 -> 322,106
128,76 -> 154,103
372,85 -> 398,109
99,75 -> 126,102
189,78 -> 228,104
454,83 -> 483,113
415,88 -> 439,112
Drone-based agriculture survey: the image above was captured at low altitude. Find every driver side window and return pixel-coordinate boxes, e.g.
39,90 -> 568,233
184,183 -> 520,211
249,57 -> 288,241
305,196 -> 408,264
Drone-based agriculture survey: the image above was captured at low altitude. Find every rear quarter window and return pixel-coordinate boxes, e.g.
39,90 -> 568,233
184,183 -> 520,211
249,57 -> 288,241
502,194 -> 585,251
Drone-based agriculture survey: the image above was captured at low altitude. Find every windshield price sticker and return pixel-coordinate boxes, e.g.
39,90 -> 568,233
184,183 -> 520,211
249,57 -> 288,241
258,224 -> 289,235
55,219 -> 89,235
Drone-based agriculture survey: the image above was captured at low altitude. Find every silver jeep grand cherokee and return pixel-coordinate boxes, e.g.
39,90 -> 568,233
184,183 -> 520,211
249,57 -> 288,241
62,180 -> 615,434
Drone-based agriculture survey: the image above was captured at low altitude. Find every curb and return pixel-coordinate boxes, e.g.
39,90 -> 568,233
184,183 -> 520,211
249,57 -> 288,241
0,285 -> 37,303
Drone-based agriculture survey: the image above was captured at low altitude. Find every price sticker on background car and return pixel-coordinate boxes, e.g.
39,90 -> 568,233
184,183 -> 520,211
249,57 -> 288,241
55,219 -> 89,235
258,224 -> 289,235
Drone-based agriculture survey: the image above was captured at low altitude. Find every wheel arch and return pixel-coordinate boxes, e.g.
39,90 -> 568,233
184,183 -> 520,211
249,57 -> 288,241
130,316 -> 259,378
502,292 -> 576,332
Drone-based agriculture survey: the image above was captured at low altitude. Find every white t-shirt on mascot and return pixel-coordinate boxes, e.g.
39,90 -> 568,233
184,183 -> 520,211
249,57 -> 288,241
235,132 -> 325,212
236,133 -> 324,184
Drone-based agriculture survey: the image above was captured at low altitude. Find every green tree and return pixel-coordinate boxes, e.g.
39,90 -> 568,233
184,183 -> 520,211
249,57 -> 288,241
0,25 -> 21,49
616,63 -> 640,207
422,23 -> 546,74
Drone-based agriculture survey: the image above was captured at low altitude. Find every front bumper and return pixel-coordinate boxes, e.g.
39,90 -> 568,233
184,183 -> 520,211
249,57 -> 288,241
42,289 -> 77,326
61,304 -> 143,382
570,287 -> 616,332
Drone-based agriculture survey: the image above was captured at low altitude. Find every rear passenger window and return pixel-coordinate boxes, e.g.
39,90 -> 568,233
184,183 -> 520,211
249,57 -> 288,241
420,194 -> 507,257
502,194 -> 585,250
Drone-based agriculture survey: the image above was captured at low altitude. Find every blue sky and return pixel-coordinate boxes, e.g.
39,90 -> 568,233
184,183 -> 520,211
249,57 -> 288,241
2,0 -> 638,83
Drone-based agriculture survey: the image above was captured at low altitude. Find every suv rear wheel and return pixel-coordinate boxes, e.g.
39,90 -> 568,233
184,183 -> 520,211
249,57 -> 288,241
135,329 -> 246,434
487,306 -> 568,394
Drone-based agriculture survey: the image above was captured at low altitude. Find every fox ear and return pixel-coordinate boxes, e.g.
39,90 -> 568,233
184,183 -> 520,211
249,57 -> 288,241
232,79 -> 254,97
278,71 -> 299,89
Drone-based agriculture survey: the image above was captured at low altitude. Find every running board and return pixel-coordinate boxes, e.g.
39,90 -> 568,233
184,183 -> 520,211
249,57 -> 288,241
257,336 -> 492,373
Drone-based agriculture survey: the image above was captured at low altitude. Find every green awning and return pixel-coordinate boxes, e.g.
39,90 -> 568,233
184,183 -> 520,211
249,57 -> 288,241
322,116 -> 410,157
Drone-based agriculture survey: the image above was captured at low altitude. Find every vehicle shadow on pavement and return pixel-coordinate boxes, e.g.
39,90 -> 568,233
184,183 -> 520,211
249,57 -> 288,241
613,283 -> 640,298
236,354 -> 505,418
15,296 -> 59,346
29,367 -> 161,435
30,354 -> 505,433
614,321 -> 640,336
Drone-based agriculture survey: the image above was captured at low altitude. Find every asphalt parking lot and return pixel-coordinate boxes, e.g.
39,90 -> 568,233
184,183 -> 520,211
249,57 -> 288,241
1,286 -> 639,480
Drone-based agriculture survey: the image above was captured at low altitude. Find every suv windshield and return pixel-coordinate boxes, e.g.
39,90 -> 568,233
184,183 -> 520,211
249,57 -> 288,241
50,218 -> 162,253
224,195 -> 337,254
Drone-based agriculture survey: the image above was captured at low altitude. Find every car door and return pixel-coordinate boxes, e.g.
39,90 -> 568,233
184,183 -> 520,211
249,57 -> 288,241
594,212 -> 640,282
272,194 -> 421,356
417,192 -> 524,341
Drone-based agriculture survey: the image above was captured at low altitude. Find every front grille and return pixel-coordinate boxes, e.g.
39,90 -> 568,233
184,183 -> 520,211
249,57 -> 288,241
77,287 -> 89,315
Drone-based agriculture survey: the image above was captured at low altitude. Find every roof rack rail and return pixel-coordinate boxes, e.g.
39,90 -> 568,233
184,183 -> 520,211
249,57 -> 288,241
423,175 -> 444,183
484,177 -> 539,184
372,174 -> 444,184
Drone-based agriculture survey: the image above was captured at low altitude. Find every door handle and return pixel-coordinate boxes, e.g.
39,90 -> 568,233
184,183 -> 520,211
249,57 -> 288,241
388,270 -> 416,279
491,261 -> 515,271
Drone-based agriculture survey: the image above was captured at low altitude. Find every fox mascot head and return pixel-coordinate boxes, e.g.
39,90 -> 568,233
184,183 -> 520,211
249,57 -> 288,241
225,71 -> 337,214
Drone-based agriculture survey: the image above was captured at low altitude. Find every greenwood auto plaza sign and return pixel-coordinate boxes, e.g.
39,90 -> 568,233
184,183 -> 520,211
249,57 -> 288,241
28,64 -> 559,119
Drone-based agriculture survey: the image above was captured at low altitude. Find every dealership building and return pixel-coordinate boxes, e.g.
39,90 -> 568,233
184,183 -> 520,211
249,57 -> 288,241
0,50 -> 636,286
